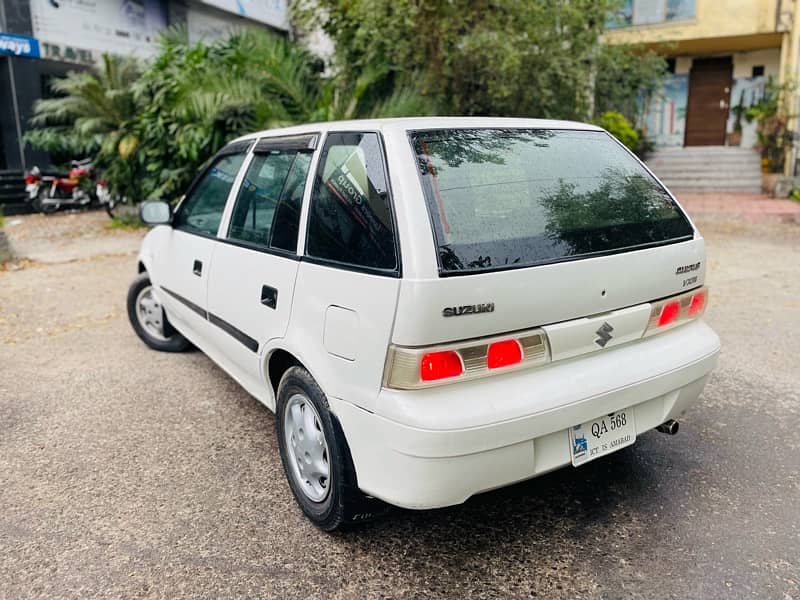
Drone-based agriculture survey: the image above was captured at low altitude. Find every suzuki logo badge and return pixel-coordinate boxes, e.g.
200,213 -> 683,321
595,322 -> 614,348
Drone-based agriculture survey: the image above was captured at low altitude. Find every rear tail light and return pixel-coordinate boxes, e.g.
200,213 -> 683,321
420,351 -> 463,381
385,287 -> 709,389
645,287 -> 708,336
25,174 -> 38,184
385,329 -> 549,389
688,289 -> 706,315
487,339 -> 523,369
657,301 -> 681,327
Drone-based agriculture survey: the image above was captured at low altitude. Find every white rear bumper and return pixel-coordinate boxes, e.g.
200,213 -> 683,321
330,320 -> 720,509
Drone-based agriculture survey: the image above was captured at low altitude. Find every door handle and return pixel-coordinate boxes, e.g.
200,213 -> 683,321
192,260 -> 202,276
261,285 -> 278,309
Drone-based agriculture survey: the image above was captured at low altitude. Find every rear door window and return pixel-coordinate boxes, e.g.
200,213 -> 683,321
306,132 -> 398,273
228,150 -> 312,253
410,129 -> 694,275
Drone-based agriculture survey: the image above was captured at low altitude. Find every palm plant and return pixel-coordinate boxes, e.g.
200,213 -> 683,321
26,27 -> 435,205
26,54 -> 141,161
125,27 -> 324,200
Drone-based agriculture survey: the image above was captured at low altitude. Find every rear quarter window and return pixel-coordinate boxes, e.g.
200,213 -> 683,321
410,128 -> 694,275
306,132 -> 398,273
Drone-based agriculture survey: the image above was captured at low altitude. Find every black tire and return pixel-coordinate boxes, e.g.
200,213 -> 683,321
104,197 -> 118,218
87,190 -> 100,209
33,189 -> 58,214
276,366 -> 389,531
126,272 -> 191,352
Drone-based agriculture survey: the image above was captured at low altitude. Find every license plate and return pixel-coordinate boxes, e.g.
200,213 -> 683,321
569,410 -> 636,467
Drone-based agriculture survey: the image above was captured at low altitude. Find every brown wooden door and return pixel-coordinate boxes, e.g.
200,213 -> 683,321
684,57 -> 733,146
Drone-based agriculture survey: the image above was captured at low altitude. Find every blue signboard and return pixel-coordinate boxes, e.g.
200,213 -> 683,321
0,33 -> 41,59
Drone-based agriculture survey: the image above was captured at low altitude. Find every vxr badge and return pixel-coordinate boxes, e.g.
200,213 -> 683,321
595,322 -> 614,348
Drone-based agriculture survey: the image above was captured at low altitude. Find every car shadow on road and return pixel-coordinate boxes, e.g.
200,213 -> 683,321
328,436 -> 680,582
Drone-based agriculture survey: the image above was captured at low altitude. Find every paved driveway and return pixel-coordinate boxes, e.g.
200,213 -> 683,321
0,206 -> 798,599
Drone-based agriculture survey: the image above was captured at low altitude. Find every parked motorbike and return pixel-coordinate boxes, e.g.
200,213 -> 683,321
25,159 -> 107,214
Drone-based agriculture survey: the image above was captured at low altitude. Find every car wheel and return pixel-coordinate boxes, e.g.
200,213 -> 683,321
33,189 -> 57,213
276,366 -> 389,531
104,196 -> 119,218
126,272 -> 191,352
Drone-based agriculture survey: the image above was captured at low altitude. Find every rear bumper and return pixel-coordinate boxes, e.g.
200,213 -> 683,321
330,320 -> 720,509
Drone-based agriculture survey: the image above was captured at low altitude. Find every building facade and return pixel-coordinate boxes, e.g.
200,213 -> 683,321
604,0 -> 800,165
0,0 -> 289,172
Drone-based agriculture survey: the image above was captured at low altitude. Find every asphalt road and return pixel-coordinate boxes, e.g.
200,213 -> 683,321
0,212 -> 798,599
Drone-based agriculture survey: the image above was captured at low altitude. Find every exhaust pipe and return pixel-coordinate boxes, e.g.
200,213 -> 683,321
656,420 -> 679,435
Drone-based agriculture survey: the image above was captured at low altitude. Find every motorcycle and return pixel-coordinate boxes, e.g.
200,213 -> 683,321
25,159 -> 107,214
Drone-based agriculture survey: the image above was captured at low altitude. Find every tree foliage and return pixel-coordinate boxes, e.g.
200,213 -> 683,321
593,43 -> 666,122
27,5 -> 666,203
294,0 -> 665,121
594,111 -> 639,151
27,28 -> 432,201
124,28 -> 323,201
745,79 -> 796,173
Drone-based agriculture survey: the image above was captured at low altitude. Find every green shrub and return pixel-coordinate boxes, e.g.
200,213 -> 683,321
595,111 -> 640,152
745,80 -> 796,173
296,0 -> 664,122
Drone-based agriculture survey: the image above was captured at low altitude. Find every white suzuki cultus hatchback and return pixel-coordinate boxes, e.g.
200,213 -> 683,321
128,117 -> 720,530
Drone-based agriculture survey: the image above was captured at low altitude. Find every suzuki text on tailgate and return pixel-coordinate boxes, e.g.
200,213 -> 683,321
128,117 -> 720,530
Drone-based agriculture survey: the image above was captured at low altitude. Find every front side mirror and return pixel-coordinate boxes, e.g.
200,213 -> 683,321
140,200 -> 172,225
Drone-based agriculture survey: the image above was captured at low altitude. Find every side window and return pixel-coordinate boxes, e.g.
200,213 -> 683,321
174,153 -> 246,236
306,132 -> 398,271
228,150 -> 312,252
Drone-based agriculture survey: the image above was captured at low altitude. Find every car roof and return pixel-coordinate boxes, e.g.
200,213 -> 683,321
229,116 -> 603,143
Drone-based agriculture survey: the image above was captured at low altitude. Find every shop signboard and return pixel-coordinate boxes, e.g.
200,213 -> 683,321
196,0 -> 289,31
29,0 -> 167,62
0,32 -> 40,59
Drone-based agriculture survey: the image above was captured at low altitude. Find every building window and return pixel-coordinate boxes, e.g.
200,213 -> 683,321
752,65 -> 765,78
607,0 -> 694,29
666,0 -> 695,20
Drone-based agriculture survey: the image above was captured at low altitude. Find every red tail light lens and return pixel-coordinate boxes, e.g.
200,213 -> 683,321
487,339 -> 523,369
688,290 -> 706,316
25,175 -> 37,184
385,328 -> 549,389
420,351 -> 463,381
657,301 -> 681,327
644,286 -> 709,337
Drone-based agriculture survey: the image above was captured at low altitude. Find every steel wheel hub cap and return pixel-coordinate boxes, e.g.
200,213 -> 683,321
136,285 -> 169,341
284,394 -> 331,503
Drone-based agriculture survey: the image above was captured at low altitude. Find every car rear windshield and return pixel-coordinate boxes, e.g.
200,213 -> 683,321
410,128 -> 694,275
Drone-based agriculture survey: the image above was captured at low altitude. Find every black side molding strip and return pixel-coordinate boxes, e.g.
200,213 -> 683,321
161,286 -> 207,319
160,286 -> 259,353
208,313 -> 259,353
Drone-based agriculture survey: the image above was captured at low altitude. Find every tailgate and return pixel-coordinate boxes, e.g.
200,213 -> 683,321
392,237 -> 705,346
